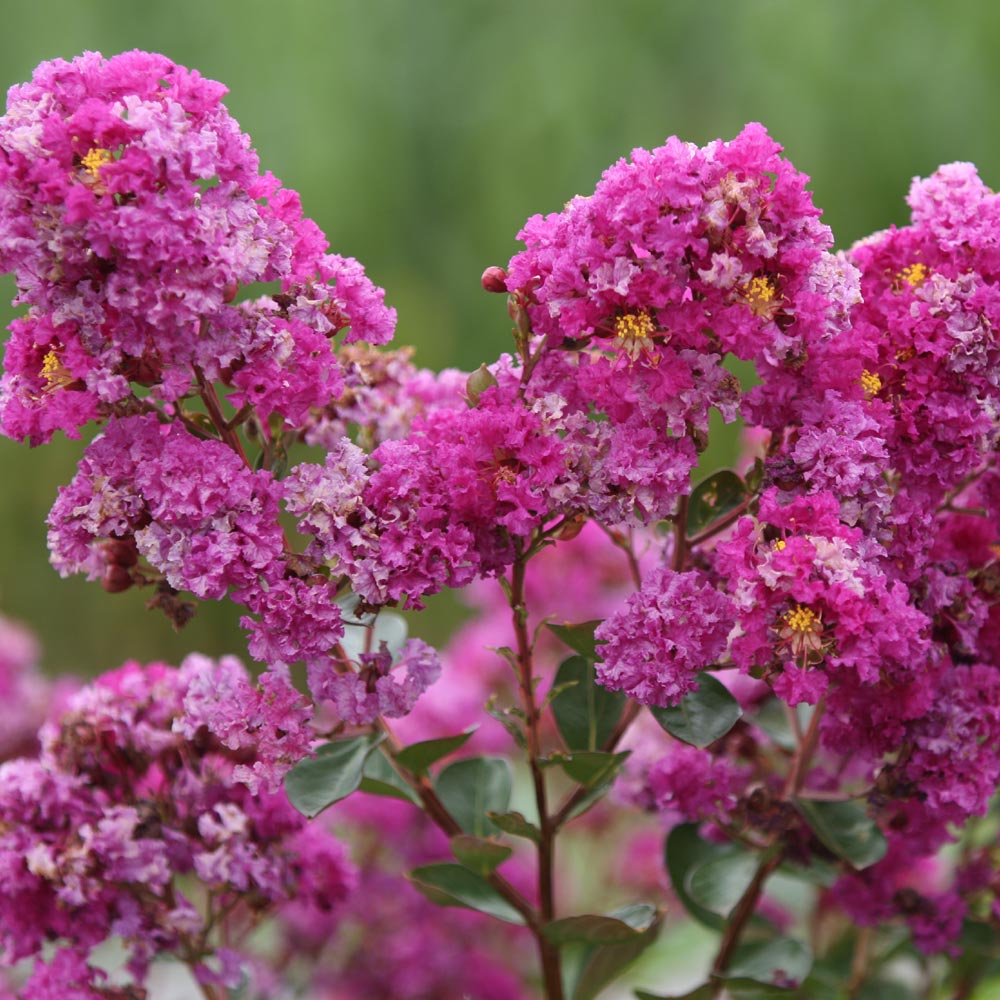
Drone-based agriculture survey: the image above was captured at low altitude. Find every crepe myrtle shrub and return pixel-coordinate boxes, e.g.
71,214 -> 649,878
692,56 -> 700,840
1,49 -> 999,1000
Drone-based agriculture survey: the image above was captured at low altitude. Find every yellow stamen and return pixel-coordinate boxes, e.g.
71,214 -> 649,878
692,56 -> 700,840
772,539 -> 786,552
740,276 -> 780,319
897,262 -> 929,289
782,604 -> 819,633
39,348 -> 74,393
860,369 -> 882,398
612,311 -> 658,361
81,147 -> 112,179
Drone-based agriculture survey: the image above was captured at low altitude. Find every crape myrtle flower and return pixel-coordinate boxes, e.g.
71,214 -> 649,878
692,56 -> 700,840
716,489 -> 932,712
303,344 -> 468,452
506,123 -> 837,361
831,834 -> 966,956
0,656 -> 353,988
846,163 -> 1000,507
308,638 -> 442,727
46,412 -> 286,601
595,567 -> 735,706
0,51 -> 395,445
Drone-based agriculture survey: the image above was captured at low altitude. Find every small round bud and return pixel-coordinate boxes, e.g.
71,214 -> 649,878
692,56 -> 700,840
223,282 -> 239,303
102,564 -> 133,594
480,266 -> 508,293
102,539 -> 138,568
466,363 -> 498,405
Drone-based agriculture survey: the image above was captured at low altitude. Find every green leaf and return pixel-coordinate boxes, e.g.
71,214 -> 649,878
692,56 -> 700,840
485,697 -> 528,750
568,903 -> 661,1000
725,936 -> 813,988
486,810 -> 541,844
779,854 -> 839,888
544,911 -> 656,946
551,655 -> 626,752
794,798 -> 887,870
450,834 -> 513,875
435,757 -> 512,836
749,697 -> 797,751
408,863 -> 525,925
547,620 -> 604,659
284,732 -> 386,818
664,824 -> 727,930
393,727 -> 477,775
686,470 -> 748,535
546,750 -> 630,789
648,674 -> 742,748
635,988 -> 713,1000
359,749 -> 420,804
686,850 -> 760,917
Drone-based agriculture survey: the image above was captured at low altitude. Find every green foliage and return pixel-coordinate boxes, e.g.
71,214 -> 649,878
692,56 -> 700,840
393,727 -> 478,774
359,750 -> 421,804
450,833 -> 513,875
435,757 -> 512,836
408,863 -> 526,925
559,903 -> 661,1000
648,674 -> 743,748
551,654 -> 626,752
794,798 -> 887,869
686,471 -> 749,536
284,733 -> 386,818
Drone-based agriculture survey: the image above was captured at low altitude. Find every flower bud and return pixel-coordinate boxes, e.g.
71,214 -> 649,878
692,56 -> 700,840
102,538 -> 138,568
102,564 -> 133,594
466,363 -> 498,405
480,266 -> 507,293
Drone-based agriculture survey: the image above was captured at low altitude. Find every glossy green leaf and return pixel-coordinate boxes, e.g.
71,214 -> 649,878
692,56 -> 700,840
544,910 -> 655,946
393,727 -> 477,774
408,863 -> 525,925
546,750 -> 630,789
686,850 -> 760,917
450,834 -> 513,875
284,732 -> 386,818
359,748 -> 420,804
648,674 -> 742,748
569,903 -> 661,1000
486,810 -> 541,844
725,936 -> 813,988
687,470 -> 748,535
794,798 -> 887,869
547,620 -> 604,659
435,757 -> 512,836
551,655 -> 626,752
664,824 -> 727,930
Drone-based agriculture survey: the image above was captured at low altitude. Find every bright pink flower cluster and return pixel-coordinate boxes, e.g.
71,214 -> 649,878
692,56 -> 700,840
0,51 -> 392,446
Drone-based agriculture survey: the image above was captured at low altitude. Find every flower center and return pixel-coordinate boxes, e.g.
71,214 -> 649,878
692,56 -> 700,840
782,604 -> 819,633
40,348 -> 73,391
740,276 -> 780,318
897,262 -> 929,289
860,369 -> 882,398
611,311 -> 658,361
81,147 -> 112,179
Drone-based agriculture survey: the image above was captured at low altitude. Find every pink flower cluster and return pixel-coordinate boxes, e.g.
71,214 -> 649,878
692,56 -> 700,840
0,655 -> 352,993
4,48 -> 1000,981
0,51 -> 393,447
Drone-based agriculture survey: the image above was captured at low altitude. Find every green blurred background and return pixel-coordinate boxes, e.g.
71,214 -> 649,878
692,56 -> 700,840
1,0 -> 998,676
